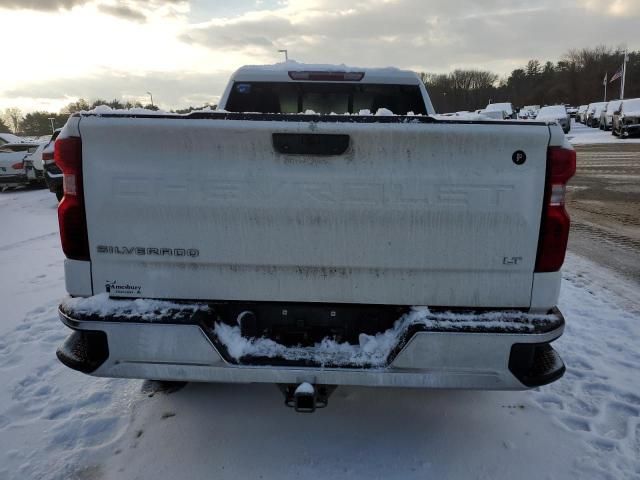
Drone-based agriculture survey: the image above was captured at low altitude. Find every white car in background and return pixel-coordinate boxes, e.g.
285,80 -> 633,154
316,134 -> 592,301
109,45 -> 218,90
576,105 -> 588,123
0,142 -> 40,189
612,97 -> 640,138
483,102 -> 517,119
585,102 -> 607,127
0,133 -> 23,146
23,140 -> 50,187
536,105 -> 571,134
600,100 -> 622,131
518,109 -> 533,119
41,128 -> 63,200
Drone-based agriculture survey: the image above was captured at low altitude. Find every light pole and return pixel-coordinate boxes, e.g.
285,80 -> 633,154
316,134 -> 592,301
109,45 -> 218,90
47,117 -> 55,134
146,91 -> 154,107
278,49 -> 288,61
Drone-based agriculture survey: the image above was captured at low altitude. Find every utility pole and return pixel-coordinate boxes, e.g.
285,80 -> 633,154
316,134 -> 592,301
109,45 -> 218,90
620,49 -> 629,100
603,73 -> 607,102
278,49 -> 288,61
48,117 -> 55,134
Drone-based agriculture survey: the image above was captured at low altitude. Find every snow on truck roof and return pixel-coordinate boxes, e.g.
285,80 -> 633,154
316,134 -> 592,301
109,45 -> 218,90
230,60 -> 422,85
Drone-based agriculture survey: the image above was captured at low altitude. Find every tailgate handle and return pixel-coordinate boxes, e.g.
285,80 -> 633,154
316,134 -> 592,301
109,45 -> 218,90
272,133 -> 350,156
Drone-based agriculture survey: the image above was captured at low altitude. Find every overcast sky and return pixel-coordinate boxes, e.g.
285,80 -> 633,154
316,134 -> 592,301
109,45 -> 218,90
1,0 -> 638,113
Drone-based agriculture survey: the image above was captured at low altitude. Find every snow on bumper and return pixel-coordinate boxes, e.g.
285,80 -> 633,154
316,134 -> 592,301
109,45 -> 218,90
57,295 -> 565,390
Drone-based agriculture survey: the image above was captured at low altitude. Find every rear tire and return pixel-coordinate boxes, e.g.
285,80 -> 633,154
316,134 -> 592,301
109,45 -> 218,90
55,189 -> 63,201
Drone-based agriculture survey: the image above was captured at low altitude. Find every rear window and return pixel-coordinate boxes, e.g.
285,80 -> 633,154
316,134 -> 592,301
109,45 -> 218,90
606,101 -> 622,113
537,106 -> 566,117
225,82 -> 427,115
485,103 -> 512,113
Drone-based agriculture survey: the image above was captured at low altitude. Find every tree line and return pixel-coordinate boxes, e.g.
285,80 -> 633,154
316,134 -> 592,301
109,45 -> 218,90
0,98 -> 218,137
423,46 -> 639,113
1,45 -> 637,135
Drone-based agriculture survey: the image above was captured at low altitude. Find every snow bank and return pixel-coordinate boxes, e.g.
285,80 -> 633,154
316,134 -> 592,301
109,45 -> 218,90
215,307 -> 557,367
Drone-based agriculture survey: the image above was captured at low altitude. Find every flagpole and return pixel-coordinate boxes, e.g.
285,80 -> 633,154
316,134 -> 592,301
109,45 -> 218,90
621,49 -> 629,100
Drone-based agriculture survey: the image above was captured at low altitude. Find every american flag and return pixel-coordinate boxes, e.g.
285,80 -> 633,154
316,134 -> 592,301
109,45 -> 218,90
610,66 -> 623,83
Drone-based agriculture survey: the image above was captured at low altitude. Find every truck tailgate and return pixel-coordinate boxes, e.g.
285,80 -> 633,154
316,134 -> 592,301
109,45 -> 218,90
79,115 -> 550,307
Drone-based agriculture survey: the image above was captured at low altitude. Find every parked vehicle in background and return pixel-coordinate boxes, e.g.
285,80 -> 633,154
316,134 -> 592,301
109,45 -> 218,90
576,105 -> 588,123
484,102 -> 517,119
536,105 -> 571,134
612,98 -> 640,138
525,105 -> 540,117
55,63 -> 572,411
41,129 -> 62,200
0,133 -> 23,146
586,102 -> 607,127
0,142 -> 39,189
23,141 -> 50,187
518,107 -> 536,119
566,106 -> 578,118
600,100 -> 622,131
478,109 -> 506,119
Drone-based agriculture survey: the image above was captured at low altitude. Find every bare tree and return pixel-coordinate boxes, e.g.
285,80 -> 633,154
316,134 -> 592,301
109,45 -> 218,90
3,108 -> 23,134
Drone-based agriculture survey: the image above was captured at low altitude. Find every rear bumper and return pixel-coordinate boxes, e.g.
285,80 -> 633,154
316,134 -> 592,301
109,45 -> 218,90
0,173 -> 28,185
57,303 -> 565,390
44,168 -> 62,192
622,124 -> 640,137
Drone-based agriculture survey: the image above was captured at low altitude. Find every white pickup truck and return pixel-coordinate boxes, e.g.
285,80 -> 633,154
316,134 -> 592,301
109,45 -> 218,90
56,63 -> 575,411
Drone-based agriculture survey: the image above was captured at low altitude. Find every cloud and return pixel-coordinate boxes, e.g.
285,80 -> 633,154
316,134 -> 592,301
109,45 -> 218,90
0,0 -> 185,19
580,0 -> 640,16
4,70 -> 232,110
0,0 -> 88,10
98,3 -> 147,22
181,14 -> 296,51
180,0 -> 640,74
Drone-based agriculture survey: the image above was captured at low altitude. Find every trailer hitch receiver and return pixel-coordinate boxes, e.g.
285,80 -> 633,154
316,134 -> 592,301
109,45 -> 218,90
279,383 -> 337,413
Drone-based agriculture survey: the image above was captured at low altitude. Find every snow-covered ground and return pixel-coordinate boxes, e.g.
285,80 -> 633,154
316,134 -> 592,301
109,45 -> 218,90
1,189 -> 639,480
567,120 -> 640,145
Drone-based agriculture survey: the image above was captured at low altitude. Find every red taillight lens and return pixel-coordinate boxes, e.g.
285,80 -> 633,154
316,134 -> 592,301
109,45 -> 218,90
547,146 -> 576,184
42,151 -> 54,161
535,147 -> 576,272
56,137 -> 89,260
11,162 -> 24,169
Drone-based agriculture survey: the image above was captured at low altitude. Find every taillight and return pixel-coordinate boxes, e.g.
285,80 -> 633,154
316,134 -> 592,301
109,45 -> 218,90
55,137 -> 89,261
535,147 -> 576,272
11,162 -> 24,169
42,151 -> 54,161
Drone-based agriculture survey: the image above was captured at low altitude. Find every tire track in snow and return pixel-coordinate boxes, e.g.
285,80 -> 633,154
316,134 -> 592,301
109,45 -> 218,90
0,231 -> 57,252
